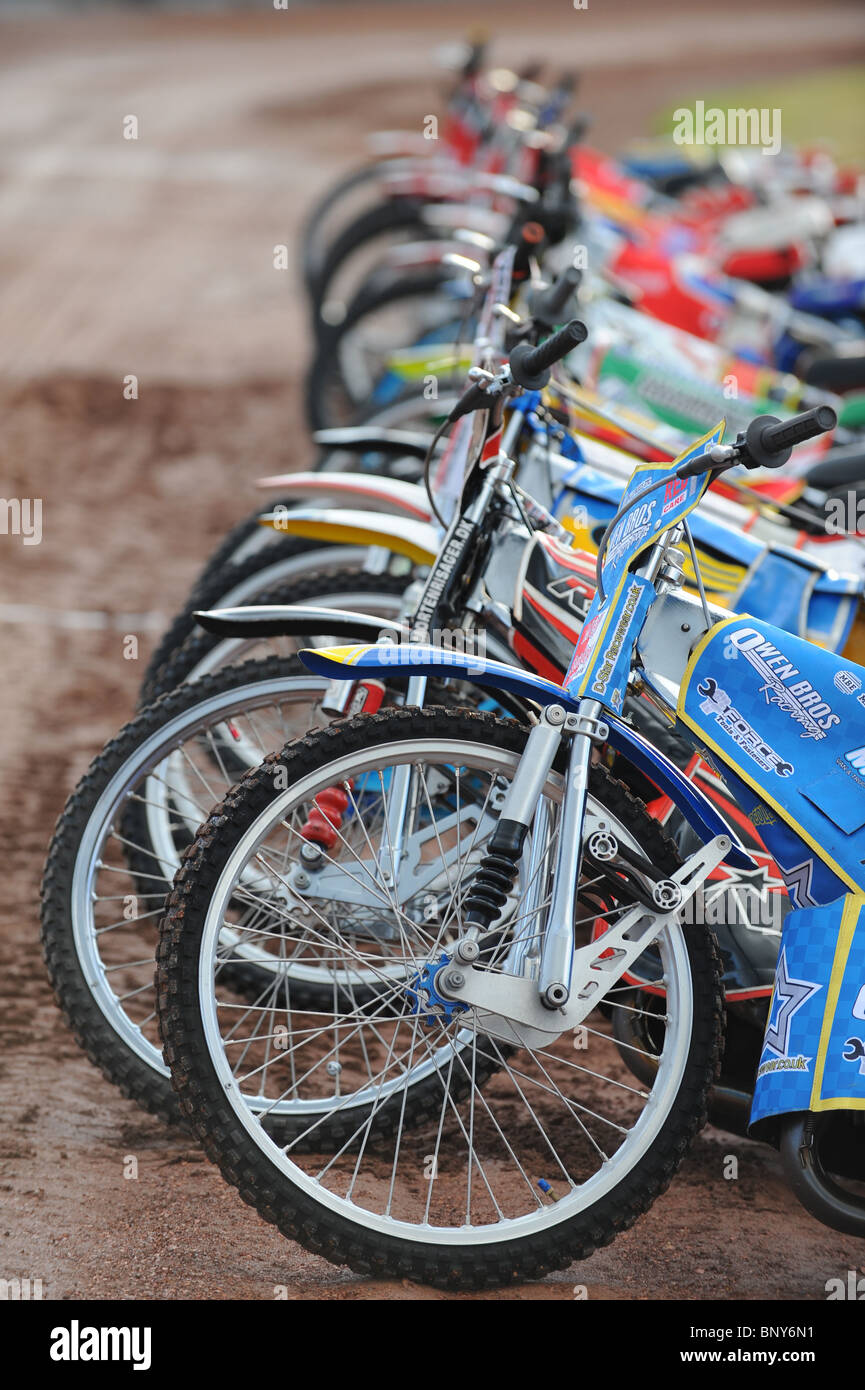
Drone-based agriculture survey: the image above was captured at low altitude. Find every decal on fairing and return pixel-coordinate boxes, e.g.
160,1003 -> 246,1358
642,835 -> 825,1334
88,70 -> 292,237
565,423 -> 723,712
679,614 -> 865,895
761,949 -> 821,1060
696,676 -> 794,779
723,626 -> 840,741
750,893 -> 865,1128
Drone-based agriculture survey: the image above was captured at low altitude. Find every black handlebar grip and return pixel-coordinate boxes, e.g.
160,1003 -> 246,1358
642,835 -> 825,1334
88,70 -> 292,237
532,265 -> 582,328
742,406 -> 837,470
509,318 -> 588,388
756,406 -> 837,455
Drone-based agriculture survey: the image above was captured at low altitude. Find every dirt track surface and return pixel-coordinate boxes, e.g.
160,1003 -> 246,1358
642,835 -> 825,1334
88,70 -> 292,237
1,0 -> 864,1301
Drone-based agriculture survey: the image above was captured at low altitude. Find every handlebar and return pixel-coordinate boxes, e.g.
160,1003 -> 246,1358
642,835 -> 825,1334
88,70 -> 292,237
446,318 -> 588,421
740,406 -> 837,469
531,265 -> 582,330
677,405 -> 837,478
509,318 -> 587,388
597,404 -> 838,600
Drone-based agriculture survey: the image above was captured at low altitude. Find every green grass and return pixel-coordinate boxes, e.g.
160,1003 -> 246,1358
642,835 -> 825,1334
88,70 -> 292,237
654,65 -> 864,167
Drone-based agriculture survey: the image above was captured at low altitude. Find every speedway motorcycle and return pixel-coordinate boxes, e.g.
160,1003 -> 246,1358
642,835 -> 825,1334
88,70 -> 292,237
144,238 -> 865,704
44,301 -> 823,1140
154,334 -> 863,1287
306,80 -> 865,425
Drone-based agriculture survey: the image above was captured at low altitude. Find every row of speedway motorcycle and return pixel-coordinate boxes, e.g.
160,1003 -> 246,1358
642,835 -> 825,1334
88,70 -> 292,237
42,50 -> 865,1288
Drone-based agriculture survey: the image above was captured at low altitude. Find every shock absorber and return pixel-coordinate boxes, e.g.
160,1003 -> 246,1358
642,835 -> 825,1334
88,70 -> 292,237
300,784 -> 352,850
462,707 -> 568,930
298,680 -> 384,851
463,820 -> 528,930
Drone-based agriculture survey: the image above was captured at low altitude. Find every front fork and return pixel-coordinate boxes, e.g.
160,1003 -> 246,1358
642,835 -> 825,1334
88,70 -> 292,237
464,697 -> 607,1012
381,675 -> 428,882
539,700 -> 607,1008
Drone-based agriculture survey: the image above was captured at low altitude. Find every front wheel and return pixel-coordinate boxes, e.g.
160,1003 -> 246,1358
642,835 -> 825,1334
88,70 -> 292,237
157,707 -> 723,1289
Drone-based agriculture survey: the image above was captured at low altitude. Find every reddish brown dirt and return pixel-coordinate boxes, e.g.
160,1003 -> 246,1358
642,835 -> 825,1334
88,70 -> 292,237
1,0 -> 864,1301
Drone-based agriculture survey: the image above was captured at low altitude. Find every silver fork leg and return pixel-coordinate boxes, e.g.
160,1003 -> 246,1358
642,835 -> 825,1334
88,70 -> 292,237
537,698 -> 604,1009
506,798 -> 552,980
381,674 -> 428,886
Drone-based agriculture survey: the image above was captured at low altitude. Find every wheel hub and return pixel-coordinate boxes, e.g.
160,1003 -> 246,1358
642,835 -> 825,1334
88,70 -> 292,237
405,952 -> 470,1028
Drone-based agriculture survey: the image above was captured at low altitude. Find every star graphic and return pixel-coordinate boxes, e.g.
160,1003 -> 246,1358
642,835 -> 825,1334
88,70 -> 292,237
764,949 -> 821,1058
709,856 -> 784,898
703,858 -> 785,938
781,859 -> 818,910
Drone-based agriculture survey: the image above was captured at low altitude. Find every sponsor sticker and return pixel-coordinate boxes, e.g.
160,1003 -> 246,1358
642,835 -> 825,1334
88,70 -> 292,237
565,610 -> 603,684
726,627 -> 840,741
697,677 -> 794,778
590,580 -> 643,697
846,745 -> 865,775
756,1054 -> 810,1079
842,1036 -> 865,1075
660,475 -> 689,516
604,499 -> 657,569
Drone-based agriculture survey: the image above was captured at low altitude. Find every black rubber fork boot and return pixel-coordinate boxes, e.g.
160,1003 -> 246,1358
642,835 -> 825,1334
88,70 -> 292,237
463,819 -> 529,930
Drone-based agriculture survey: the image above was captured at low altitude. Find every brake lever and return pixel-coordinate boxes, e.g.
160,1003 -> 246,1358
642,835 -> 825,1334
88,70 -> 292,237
675,442 -> 736,479
445,366 -> 516,424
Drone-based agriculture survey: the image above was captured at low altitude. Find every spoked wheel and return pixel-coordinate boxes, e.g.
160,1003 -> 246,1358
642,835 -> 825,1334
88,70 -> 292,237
42,658 -> 359,1121
157,707 -> 723,1288
42,664 -> 519,1123
305,268 -> 472,431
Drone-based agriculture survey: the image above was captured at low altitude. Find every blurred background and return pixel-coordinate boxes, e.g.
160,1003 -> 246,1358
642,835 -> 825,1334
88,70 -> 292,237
1,0 -> 861,734
1,0 -> 862,616
0,0 -> 862,1300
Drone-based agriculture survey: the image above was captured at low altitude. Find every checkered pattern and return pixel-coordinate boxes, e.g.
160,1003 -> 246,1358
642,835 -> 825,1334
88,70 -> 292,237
751,896 -> 865,1125
819,900 -> 865,1101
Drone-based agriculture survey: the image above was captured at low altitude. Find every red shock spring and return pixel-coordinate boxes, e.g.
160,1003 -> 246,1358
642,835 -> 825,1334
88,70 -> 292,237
299,681 -> 384,848
300,784 -> 352,850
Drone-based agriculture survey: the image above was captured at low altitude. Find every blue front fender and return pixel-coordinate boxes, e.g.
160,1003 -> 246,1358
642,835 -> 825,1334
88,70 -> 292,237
300,641 -> 756,871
